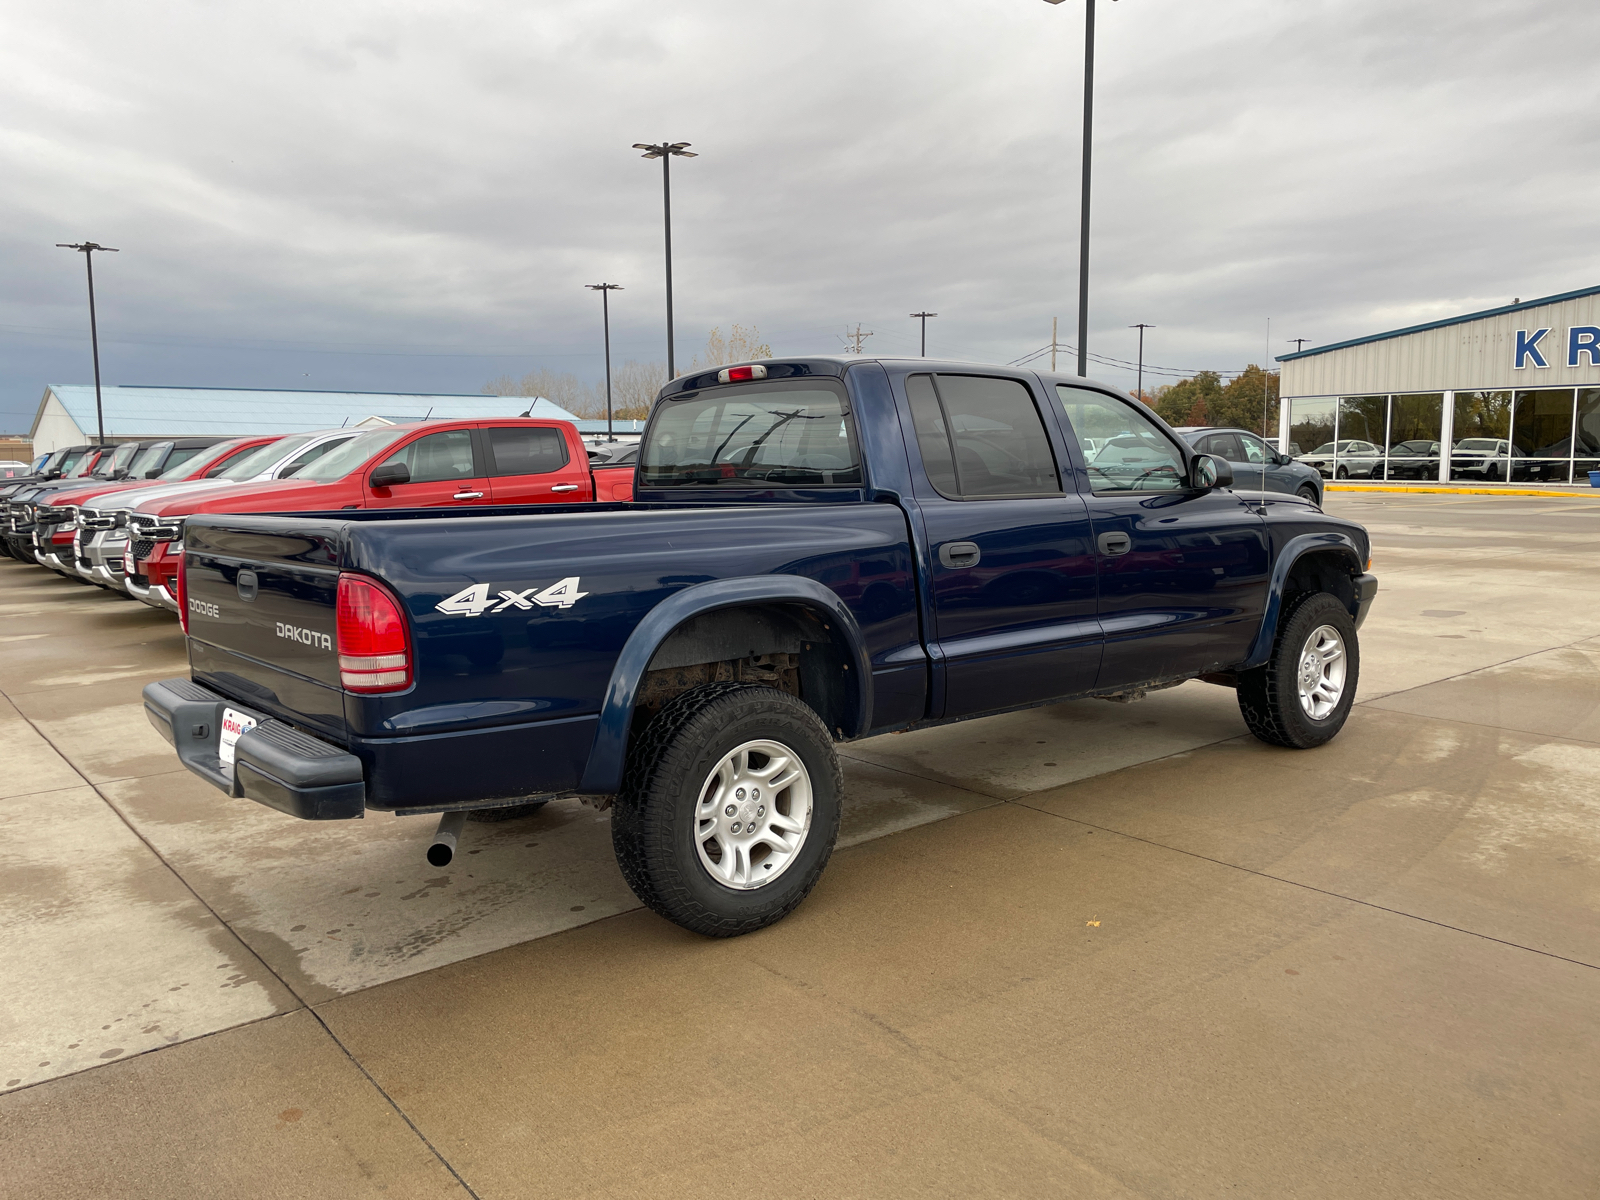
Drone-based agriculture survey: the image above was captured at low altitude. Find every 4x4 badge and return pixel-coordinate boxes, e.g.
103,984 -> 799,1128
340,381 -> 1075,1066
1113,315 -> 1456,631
434,577 -> 588,617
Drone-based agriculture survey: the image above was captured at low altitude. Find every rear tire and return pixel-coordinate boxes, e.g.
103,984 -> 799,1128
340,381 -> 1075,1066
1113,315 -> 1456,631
611,682 -> 842,937
1237,592 -> 1359,749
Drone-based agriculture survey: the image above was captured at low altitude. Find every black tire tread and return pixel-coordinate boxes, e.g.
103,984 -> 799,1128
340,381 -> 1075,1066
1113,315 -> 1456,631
1237,591 -> 1358,749
611,682 -> 842,938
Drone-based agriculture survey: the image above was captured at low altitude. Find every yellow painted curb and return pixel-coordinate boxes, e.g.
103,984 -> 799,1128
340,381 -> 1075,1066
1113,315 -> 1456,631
1325,483 -> 1600,498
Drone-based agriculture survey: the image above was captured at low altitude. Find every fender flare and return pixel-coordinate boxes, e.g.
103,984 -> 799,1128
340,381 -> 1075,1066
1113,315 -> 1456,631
1240,532 -> 1366,670
577,576 -> 873,794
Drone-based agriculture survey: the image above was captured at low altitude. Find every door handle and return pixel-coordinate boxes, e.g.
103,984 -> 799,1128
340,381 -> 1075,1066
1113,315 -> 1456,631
452,491 -> 484,500
551,484 -> 580,493
938,541 -> 982,569
1097,531 -> 1132,556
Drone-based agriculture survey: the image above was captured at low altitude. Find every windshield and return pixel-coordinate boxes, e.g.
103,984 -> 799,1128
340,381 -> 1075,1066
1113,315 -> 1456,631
1456,439 -> 1502,451
294,428 -> 413,483
127,444 -> 171,477
160,438 -> 247,480
215,435 -> 313,481
104,443 -> 141,475
640,381 -> 861,487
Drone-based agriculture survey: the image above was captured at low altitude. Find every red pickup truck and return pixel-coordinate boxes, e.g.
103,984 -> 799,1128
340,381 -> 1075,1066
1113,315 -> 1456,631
124,418 -> 634,610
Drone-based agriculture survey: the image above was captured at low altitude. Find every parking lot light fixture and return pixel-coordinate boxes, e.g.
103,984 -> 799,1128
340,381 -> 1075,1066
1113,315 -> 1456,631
586,283 -> 624,441
632,142 -> 697,384
1043,0 -> 1114,377
56,241 -> 120,444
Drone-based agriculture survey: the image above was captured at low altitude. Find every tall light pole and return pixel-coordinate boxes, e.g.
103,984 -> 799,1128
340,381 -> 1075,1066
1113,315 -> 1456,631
632,141 -> 697,384
56,241 -> 119,444
910,312 -> 938,356
1130,322 -> 1153,401
586,283 -> 624,441
1044,0 -> 1110,377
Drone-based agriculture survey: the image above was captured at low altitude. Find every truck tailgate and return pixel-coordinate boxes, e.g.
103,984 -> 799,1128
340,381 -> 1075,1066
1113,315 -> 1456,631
183,521 -> 347,739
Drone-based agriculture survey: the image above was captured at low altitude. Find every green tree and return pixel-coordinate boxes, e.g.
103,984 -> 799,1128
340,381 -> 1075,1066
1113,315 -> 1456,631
1212,365 -> 1281,435
1153,371 -> 1223,426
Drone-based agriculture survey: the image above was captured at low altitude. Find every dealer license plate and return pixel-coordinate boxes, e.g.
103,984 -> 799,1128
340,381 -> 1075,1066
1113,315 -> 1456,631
219,707 -> 257,767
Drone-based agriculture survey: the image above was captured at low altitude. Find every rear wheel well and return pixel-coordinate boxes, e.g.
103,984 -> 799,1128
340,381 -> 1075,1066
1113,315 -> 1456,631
635,604 -> 857,740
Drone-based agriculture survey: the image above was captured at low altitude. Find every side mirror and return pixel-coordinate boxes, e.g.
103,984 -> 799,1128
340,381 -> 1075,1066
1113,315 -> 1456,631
369,461 -> 410,487
1190,453 -> 1233,490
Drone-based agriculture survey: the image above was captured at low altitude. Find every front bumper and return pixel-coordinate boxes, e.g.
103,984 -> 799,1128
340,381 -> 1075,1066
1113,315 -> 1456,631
142,678 -> 366,820
126,575 -> 179,612
1353,572 -> 1378,628
74,529 -> 130,591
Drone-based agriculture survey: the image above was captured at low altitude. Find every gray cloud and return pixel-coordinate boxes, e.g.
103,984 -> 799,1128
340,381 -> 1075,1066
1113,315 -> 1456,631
3,0 -> 1597,429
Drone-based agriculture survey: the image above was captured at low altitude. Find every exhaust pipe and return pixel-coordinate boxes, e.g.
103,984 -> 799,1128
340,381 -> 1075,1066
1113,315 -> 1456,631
427,810 -> 468,867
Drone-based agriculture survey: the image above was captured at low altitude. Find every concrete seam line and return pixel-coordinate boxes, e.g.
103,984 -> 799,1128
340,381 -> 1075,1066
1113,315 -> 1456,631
1353,631 -> 1600,708
0,1011 -> 292,1098
1016,802 -> 1600,973
835,749 -> 1013,802
300,1007 -> 484,1200
0,679 -> 482,1199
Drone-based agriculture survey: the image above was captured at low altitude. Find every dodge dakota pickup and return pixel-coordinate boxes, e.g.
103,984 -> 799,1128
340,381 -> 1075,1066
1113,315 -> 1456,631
145,358 -> 1377,936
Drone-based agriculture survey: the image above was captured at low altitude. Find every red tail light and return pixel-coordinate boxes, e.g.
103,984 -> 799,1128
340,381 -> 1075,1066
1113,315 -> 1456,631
336,574 -> 412,693
174,551 -> 190,634
717,364 -> 767,384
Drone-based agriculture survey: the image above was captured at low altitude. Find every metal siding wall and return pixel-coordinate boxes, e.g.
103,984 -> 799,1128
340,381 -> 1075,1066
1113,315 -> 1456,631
1282,296 -> 1600,397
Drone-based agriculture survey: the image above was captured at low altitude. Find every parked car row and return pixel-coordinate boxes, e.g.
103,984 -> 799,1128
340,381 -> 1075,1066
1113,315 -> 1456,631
1293,438 -> 1565,482
0,419 -> 636,615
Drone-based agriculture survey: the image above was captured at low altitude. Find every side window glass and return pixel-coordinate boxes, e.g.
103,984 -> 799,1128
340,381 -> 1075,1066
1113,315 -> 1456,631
279,437 -> 353,478
1237,434 -> 1269,464
907,374 -> 1062,499
1056,386 -> 1187,492
486,426 -> 570,476
906,374 -> 959,497
378,430 -> 477,484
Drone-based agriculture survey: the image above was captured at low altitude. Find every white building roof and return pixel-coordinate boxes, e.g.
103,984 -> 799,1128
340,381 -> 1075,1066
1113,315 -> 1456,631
29,385 -> 580,444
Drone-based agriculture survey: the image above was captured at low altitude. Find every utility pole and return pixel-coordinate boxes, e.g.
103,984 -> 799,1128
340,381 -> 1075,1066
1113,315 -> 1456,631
910,312 -> 937,356
586,283 -> 624,441
1288,338 -> 1309,353
1130,323 -> 1153,401
632,142 -> 697,383
56,241 -> 119,444
1044,0 -> 1103,377
841,324 -> 874,355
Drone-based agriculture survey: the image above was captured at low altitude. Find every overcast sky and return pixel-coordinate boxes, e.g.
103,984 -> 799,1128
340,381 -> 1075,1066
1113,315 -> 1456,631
3,0 -> 1598,433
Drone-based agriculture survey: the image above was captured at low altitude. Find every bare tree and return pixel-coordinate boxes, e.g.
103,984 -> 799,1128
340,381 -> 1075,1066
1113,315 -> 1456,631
690,324 -> 772,373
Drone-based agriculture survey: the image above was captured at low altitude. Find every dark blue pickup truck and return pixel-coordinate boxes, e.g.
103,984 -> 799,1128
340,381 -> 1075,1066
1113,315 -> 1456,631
145,357 -> 1377,935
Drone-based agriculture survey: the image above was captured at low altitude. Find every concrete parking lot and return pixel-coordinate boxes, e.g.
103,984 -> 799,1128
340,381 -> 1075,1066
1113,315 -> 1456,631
1,492 -> 1597,1198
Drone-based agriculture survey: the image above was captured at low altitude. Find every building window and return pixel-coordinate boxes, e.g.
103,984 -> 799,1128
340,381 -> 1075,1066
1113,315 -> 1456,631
1511,389 -> 1577,484
1385,394 -> 1444,481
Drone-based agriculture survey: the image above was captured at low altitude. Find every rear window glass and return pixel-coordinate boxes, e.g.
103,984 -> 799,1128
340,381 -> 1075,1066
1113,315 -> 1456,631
907,374 -> 1061,499
640,381 -> 861,487
486,426 -> 569,476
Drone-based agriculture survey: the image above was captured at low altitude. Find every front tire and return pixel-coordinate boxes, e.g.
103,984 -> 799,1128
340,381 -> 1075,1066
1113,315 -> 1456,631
1296,483 -> 1319,504
611,683 -> 843,937
1237,592 -> 1359,748
1335,465 -> 1350,480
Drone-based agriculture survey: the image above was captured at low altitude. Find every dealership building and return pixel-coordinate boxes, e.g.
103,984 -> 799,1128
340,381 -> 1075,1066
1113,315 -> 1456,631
1276,284 -> 1600,483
